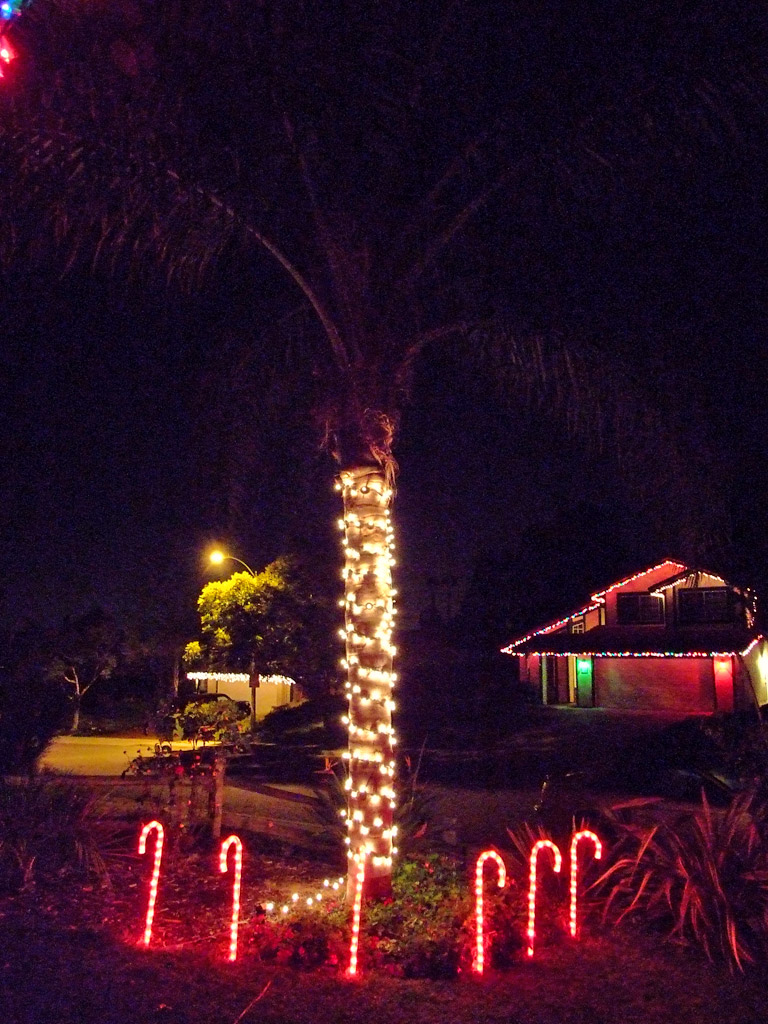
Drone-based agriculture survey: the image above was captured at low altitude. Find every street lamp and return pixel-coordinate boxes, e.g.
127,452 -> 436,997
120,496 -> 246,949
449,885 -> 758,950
209,549 -> 257,576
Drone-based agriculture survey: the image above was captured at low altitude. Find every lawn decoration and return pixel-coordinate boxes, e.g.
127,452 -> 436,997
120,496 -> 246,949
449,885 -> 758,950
134,823 -> 602,972
347,850 -> 367,976
220,834 -> 243,961
527,839 -> 562,958
138,820 -> 165,947
473,849 -> 507,974
569,830 -> 602,938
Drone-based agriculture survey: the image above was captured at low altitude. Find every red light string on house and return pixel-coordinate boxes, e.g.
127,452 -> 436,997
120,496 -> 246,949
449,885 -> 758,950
500,602 -> 602,653
138,821 -> 165,947
569,830 -> 602,938
219,834 -> 243,962
473,849 -> 507,974
589,560 -> 686,601
527,839 -> 562,958
509,640 -> 762,659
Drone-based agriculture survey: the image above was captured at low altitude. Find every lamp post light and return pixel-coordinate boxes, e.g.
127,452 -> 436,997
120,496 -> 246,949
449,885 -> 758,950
209,549 -> 257,577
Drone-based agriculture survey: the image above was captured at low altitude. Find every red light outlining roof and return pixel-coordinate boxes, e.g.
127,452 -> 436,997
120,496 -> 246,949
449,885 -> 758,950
589,560 -> 687,602
507,636 -> 763,659
500,602 -> 601,654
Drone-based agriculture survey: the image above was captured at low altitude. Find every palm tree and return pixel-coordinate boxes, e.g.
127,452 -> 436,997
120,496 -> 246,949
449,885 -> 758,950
1,0 -> 765,895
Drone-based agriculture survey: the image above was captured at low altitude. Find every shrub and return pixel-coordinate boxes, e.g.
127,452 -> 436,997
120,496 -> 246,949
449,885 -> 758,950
257,696 -> 347,748
594,789 -> 768,972
366,854 -> 472,977
0,774 -> 110,892
177,698 -> 250,742
248,905 -> 348,968
0,666 -> 69,775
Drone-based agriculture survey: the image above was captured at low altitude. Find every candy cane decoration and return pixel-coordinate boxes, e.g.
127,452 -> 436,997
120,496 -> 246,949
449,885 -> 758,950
527,839 -> 562,958
219,834 -> 243,961
347,850 -> 366,977
473,849 -> 506,974
569,829 -> 602,938
138,820 -> 165,947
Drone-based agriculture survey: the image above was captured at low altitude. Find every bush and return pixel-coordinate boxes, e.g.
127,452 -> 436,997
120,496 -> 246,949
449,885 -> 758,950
257,696 -> 346,748
177,697 -> 250,742
366,854 -> 472,977
0,774 -> 110,892
0,666 -> 69,775
594,789 -> 768,972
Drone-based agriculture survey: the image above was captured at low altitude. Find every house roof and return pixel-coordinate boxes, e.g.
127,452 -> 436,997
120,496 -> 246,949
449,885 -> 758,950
505,624 -> 762,658
501,558 -> 760,655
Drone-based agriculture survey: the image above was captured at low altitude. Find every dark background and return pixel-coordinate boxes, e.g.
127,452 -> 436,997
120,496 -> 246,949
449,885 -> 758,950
1,0 -> 766,661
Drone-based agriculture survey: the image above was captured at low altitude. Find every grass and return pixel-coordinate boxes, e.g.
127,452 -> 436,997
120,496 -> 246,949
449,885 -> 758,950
2,827 -> 768,1024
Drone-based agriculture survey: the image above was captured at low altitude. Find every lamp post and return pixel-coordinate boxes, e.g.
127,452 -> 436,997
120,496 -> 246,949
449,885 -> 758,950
209,549 -> 257,577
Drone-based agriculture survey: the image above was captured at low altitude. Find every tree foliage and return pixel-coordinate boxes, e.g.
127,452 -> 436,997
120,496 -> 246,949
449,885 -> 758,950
184,556 -> 338,698
1,1 -> 764,540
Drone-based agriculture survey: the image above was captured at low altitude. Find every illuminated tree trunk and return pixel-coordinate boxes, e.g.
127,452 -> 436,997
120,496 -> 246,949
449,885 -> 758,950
338,465 -> 398,900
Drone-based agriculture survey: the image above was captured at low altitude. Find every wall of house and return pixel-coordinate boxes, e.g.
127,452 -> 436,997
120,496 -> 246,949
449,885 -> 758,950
601,563 -> 681,624
595,657 -> 715,712
742,640 -> 768,706
203,675 -> 298,719
253,677 -> 296,720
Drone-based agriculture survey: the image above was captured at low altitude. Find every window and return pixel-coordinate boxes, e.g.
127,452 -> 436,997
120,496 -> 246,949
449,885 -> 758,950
616,593 -> 664,624
677,588 -> 733,624
571,618 -> 585,634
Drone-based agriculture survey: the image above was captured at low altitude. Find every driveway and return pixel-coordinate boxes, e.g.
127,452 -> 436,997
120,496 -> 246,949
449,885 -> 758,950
41,736 -> 198,776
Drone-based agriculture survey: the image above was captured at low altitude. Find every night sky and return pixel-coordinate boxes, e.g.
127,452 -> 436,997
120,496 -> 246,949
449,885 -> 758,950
1,1 -> 766,644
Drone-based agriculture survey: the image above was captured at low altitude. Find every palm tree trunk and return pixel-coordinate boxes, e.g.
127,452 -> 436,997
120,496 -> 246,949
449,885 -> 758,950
338,465 -> 397,900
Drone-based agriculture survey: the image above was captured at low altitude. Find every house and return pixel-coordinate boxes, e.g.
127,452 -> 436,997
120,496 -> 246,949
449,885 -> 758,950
185,671 -> 302,721
502,559 -> 768,713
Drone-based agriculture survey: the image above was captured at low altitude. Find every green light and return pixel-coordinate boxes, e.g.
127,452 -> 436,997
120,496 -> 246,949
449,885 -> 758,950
576,658 -> 592,675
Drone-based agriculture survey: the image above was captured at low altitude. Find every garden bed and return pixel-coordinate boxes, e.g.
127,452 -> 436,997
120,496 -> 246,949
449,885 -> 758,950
2,846 -> 768,1024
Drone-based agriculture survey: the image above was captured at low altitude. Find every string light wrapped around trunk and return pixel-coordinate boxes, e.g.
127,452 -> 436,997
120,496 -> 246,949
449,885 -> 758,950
336,467 -> 398,900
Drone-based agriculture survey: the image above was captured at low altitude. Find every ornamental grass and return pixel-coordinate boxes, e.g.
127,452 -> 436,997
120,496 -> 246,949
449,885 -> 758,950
593,788 -> 768,972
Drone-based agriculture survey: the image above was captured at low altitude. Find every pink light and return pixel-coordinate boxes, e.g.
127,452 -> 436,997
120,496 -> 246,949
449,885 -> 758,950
219,834 -> 243,961
569,830 -> 602,938
473,849 -> 506,974
527,839 -> 562,958
138,820 -> 165,947
347,851 -> 366,977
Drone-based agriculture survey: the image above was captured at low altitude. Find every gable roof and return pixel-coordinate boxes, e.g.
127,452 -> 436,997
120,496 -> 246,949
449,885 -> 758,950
501,559 -> 760,656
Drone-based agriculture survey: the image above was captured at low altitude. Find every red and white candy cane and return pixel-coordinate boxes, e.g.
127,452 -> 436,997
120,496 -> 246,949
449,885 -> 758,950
138,820 -> 165,946
219,834 -> 243,961
569,829 -> 602,938
473,849 -> 506,974
527,838 -> 562,958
